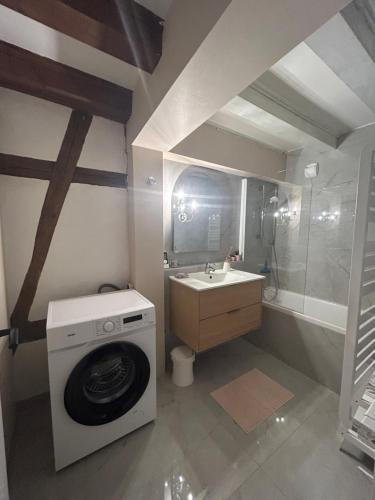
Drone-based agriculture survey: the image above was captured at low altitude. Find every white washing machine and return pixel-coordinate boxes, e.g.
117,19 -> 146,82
46,290 -> 156,471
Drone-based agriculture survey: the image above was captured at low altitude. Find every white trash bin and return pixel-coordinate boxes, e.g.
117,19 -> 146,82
171,345 -> 195,387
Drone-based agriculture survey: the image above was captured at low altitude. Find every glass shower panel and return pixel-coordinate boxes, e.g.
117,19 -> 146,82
243,177 -> 312,314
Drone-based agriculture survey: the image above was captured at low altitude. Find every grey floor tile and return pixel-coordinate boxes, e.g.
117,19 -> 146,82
262,392 -> 372,500
229,468 -> 288,500
216,344 -> 332,465
7,338 -> 365,500
183,420 -> 259,500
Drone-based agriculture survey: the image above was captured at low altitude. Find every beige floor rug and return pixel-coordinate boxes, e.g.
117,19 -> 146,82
211,368 -> 294,433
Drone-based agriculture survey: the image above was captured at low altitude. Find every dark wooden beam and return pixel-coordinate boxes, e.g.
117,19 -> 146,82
10,111 -> 92,327
0,153 -> 127,189
0,319 -> 47,344
19,319 -> 46,343
73,167 -> 127,189
0,0 -> 163,73
0,41 -> 132,124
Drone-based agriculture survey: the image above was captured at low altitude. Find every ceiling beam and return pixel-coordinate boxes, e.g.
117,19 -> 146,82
0,0 -> 163,73
0,41 -> 132,123
258,71 -> 350,138
208,110 -> 299,152
0,153 -> 127,189
240,82 -> 339,149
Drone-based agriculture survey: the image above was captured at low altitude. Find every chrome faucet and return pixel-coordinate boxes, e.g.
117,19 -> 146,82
205,262 -> 216,274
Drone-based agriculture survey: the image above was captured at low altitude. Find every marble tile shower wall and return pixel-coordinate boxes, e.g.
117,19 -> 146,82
285,124 -> 375,305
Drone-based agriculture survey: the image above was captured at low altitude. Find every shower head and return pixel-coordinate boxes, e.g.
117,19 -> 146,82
269,196 -> 279,204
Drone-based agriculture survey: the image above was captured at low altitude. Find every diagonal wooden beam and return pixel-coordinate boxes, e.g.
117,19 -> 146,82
0,0 -> 163,73
0,41 -> 132,124
18,319 -> 47,343
10,110 -> 92,327
0,153 -> 128,189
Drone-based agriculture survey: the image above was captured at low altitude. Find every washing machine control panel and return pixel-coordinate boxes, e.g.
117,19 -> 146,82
95,310 -> 153,336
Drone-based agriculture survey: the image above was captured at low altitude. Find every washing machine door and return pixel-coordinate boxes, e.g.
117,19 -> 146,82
64,341 -> 150,426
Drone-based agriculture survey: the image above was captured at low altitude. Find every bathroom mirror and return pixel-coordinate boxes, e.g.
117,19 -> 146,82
171,166 -> 242,254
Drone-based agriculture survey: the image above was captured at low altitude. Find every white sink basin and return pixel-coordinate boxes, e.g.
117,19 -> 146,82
190,271 -> 241,284
169,269 -> 264,291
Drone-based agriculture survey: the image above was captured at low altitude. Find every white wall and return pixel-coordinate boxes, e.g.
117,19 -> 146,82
0,88 -> 129,400
172,123 -> 286,181
127,147 -> 165,375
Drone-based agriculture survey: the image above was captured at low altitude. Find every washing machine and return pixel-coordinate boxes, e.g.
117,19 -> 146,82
46,289 -> 156,471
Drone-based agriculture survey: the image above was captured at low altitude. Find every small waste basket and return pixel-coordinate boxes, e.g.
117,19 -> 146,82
171,345 -> 195,387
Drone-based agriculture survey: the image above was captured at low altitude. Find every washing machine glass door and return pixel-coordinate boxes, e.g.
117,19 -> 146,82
64,341 -> 150,426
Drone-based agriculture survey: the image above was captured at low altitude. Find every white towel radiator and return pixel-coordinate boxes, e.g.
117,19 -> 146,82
340,147 -> 375,498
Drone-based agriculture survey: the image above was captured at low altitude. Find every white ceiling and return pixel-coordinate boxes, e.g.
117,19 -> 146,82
209,12 -> 375,153
209,96 -> 313,152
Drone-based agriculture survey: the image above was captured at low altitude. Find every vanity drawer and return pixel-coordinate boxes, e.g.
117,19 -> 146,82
199,303 -> 262,351
199,281 -> 262,320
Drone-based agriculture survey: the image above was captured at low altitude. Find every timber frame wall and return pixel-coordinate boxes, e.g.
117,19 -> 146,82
0,0 -> 164,344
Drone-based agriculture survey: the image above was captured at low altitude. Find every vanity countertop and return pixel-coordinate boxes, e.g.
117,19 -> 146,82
169,269 -> 265,291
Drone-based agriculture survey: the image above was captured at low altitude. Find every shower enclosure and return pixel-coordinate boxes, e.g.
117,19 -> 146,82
243,148 -> 361,392
243,169 -> 350,334
243,177 -> 311,314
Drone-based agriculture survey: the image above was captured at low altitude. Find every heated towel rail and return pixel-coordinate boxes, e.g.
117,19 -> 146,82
339,146 -> 375,500
340,147 -> 375,433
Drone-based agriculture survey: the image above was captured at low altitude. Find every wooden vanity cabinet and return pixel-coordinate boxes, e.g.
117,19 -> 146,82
170,280 -> 263,352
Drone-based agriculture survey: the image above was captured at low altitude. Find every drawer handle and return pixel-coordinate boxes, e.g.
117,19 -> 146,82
227,307 -> 242,314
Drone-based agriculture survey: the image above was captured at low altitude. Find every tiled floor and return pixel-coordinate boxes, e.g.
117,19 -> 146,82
8,339 -> 373,500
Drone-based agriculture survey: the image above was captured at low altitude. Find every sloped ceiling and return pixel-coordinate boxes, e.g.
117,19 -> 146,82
209,6 -> 375,153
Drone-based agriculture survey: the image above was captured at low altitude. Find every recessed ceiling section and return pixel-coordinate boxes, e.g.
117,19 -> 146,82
253,70 -> 350,138
209,97 -> 319,152
208,10 -> 375,154
307,10 -> 375,115
273,40 -> 375,130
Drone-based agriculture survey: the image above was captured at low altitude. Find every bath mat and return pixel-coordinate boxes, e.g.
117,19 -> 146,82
210,368 -> 294,433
